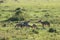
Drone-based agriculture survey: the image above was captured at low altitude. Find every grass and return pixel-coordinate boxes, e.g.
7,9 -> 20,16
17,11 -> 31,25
0,0 -> 60,40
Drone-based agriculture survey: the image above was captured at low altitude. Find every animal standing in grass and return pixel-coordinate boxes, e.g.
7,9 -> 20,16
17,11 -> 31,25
38,20 -> 50,28
15,21 -> 30,27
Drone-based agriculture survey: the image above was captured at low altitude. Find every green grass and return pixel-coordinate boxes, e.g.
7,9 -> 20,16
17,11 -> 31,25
0,0 -> 60,40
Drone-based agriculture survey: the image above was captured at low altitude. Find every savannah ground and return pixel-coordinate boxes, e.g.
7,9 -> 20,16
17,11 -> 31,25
0,0 -> 60,40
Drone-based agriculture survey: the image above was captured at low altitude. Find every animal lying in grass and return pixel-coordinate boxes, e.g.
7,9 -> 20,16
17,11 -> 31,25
32,24 -> 37,28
